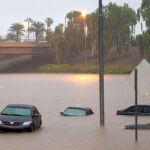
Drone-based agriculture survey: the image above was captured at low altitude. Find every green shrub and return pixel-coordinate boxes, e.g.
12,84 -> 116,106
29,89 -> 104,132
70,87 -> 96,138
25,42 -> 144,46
37,64 -> 134,74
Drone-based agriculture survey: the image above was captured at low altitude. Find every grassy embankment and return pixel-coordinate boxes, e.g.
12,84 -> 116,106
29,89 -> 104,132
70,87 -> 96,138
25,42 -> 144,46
37,64 -> 134,74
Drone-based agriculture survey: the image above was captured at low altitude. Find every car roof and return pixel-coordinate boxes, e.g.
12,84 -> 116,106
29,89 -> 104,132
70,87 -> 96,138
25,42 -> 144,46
132,104 -> 150,107
6,104 -> 34,108
67,106 -> 91,110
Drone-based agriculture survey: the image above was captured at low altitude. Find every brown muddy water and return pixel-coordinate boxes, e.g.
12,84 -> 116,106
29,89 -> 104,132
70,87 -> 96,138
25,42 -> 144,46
0,74 -> 150,150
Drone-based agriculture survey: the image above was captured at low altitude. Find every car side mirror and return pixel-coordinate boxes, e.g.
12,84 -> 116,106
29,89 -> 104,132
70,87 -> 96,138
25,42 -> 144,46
33,113 -> 39,117
60,112 -> 63,115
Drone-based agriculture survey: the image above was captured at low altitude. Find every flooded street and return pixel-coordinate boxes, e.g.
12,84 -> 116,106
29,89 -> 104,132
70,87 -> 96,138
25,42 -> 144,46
0,74 -> 150,150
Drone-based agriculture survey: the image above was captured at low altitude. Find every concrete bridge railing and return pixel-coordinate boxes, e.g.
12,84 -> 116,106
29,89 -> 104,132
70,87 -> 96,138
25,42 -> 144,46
0,42 -> 52,55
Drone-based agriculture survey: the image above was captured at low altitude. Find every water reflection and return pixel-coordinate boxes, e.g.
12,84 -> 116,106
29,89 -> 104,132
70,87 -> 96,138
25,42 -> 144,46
67,74 -> 98,83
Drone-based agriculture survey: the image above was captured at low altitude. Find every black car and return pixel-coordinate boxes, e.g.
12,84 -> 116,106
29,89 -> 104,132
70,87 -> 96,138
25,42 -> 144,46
116,105 -> 150,116
0,104 -> 42,132
60,106 -> 94,116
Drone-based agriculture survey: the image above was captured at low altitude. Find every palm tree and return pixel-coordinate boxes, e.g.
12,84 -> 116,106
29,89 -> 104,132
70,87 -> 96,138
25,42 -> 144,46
24,17 -> 33,41
29,21 -> 45,42
45,18 -> 53,41
45,18 -> 53,30
9,23 -> 25,42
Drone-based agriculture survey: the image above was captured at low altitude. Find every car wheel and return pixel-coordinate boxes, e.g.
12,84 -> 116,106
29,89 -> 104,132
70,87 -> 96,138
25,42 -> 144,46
28,124 -> 34,132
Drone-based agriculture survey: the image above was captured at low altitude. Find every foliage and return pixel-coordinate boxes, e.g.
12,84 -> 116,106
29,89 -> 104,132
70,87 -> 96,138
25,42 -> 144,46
47,24 -> 65,63
37,64 -> 134,74
45,18 -> 53,29
45,3 -> 137,63
24,17 -> 33,40
45,17 -> 53,43
136,0 -> 150,57
103,3 -> 137,55
9,23 -> 25,42
138,0 -> 150,29
29,21 -> 45,42
64,11 -> 85,58
136,30 -> 150,57
5,3 -> 138,63
6,33 -> 16,41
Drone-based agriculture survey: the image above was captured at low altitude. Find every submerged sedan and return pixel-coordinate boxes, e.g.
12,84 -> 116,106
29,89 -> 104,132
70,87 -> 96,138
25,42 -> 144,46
116,105 -> 150,116
0,104 -> 42,132
60,106 -> 94,116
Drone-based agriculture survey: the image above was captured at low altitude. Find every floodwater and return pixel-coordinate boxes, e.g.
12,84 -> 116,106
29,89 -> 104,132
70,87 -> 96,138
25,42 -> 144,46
0,74 -> 150,150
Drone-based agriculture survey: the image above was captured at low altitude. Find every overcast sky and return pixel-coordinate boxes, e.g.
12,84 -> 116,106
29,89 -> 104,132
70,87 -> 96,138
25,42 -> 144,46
0,0 -> 142,36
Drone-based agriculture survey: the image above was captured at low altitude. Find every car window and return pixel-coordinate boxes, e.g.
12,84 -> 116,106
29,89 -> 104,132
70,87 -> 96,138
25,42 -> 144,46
63,108 -> 86,116
138,106 -> 143,113
2,107 -> 31,116
129,106 -> 135,112
143,106 -> 150,113
128,106 -> 143,113
34,107 -> 39,114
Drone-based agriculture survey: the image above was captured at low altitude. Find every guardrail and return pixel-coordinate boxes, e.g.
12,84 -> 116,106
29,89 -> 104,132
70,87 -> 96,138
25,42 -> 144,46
0,42 -> 49,48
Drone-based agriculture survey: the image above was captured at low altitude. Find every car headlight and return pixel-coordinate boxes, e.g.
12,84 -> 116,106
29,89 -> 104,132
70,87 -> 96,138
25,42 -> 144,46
0,121 -> 2,125
22,121 -> 32,126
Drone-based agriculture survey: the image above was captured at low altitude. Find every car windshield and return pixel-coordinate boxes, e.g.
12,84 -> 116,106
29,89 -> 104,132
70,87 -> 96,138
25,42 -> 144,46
2,107 -> 31,116
63,108 -> 86,116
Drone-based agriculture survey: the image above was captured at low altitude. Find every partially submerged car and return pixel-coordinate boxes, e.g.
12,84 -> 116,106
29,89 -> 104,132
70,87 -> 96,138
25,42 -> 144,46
60,106 -> 94,116
0,104 -> 42,132
116,105 -> 150,116
125,123 -> 150,130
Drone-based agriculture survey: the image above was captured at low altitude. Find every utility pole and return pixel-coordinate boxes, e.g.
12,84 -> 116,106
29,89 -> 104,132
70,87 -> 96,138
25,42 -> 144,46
99,0 -> 104,126
135,69 -> 138,141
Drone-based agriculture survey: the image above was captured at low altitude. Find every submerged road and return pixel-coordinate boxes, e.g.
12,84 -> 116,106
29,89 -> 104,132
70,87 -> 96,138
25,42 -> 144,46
0,74 -> 150,150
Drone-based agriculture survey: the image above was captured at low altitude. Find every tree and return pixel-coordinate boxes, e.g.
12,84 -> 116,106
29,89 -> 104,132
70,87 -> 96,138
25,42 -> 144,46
29,21 -> 45,42
6,33 -> 16,41
45,18 -> 53,42
101,3 -> 137,56
45,18 -> 53,30
47,24 -> 65,63
46,4 -> 138,63
86,10 -> 99,57
53,24 -> 64,63
24,17 -> 33,41
136,0 -> 150,57
138,0 -> 150,29
9,23 -> 25,42
64,11 -> 85,58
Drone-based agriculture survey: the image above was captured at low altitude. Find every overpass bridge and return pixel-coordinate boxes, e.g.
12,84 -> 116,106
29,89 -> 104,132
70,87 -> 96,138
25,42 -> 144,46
0,42 -> 53,55
0,42 -> 55,72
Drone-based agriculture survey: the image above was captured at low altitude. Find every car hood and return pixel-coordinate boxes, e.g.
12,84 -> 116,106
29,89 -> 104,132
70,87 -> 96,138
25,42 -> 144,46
0,115 -> 31,122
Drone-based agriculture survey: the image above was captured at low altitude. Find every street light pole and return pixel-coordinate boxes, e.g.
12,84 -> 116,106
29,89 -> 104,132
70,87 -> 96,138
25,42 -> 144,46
81,11 -> 87,66
84,22 -> 87,66
99,0 -> 105,126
